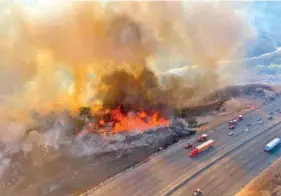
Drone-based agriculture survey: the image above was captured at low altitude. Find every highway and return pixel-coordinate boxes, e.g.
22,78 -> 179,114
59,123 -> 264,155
83,97 -> 281,196
172,119 -> 281,196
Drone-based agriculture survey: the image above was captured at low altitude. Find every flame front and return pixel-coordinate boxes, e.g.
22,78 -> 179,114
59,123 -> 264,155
82,106 -> 169,135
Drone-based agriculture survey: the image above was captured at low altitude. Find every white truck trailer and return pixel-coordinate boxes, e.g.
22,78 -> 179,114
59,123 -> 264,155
264,138 -> 281,152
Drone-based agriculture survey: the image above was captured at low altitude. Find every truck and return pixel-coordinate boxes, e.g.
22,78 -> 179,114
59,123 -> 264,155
197,134 -> 208,142
189,139 -> 215,158
228,124 -> 235,129
229,119 -> 237,126
265,138 -> 281,152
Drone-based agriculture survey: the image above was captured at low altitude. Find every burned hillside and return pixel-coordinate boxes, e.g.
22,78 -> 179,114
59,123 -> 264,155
204,84 -> 276,102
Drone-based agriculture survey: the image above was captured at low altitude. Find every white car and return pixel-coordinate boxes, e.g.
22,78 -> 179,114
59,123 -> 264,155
193,189 -> 203,196
244,128 -> 249,132
258,121 -> 263,124
228,132 -> 234,136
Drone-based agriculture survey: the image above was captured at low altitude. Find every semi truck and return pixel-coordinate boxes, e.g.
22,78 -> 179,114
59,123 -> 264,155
265,138 -> 281,152
189,139 -> 215,158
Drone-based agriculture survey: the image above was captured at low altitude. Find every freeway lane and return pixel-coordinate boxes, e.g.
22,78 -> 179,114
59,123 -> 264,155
84,98 -> 281,196
173,121 -> 281,196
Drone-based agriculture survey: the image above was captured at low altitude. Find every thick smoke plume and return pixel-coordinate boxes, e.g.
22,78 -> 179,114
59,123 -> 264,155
0,1 -> 253,148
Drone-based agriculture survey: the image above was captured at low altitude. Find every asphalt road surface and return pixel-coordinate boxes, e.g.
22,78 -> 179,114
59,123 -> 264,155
172,119 -> 281,196
84,97 -> 281,196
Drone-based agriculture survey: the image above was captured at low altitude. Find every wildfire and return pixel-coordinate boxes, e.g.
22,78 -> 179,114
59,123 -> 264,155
80,105 -> 170,136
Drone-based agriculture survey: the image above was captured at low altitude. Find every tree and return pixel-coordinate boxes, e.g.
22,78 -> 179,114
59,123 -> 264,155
79,107 -> 92,118
187,117 -> 198,128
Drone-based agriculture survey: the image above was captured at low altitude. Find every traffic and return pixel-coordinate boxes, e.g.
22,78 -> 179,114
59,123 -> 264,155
185,110 -> 281,156
186,110 -> 281,196
88,98 -> 281,196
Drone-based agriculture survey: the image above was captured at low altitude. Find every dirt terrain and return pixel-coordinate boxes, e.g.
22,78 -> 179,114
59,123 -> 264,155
236,158 -> 281,196
197,97 -> 262,131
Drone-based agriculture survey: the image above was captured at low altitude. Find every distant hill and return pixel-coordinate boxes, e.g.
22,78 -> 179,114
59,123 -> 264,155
204,84 -> 276,103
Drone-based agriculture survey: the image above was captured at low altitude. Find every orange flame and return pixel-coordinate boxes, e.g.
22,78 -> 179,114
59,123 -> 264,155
81,106 -> 170,136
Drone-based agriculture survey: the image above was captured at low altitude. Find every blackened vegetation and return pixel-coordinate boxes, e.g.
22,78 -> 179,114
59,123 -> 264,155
79,107 -> 92,119
174,84 -> 277,119
122,126 -> 195,150
187,117 -> 199,128
205,84 -> 276,102
174,101 -> 224,118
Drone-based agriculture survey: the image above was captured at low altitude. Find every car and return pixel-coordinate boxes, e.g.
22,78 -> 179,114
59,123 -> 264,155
257,118 -> 262,121
244,128 -> 249,132
246,123 -> 252,126
269,112 -> 274,115
193,189 -> 203,196
268,115 -> 273,120
275,108 -> 280,112
197,134 -> 208,142
228,132 -> 234,136
237,114 -> 243,121
228,124 -> 235,129
184,143 -> 193,149
258,121 -> 263,124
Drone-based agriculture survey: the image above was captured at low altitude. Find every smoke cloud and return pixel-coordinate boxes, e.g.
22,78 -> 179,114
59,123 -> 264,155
0,1 -> 254,150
